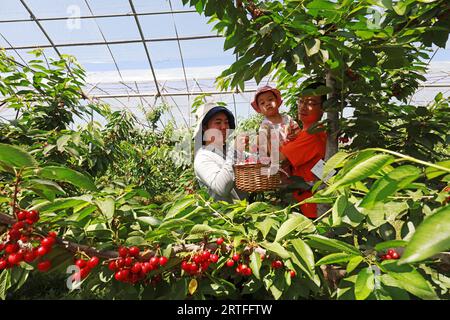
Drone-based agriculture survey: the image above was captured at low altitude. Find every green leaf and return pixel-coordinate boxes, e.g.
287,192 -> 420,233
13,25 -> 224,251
245,202 -> 272,214
323,154 -> 394,195
38,166 -> 97,191
323,151 -> 350,181
374,240 -> 408,252
260,241 -> 290,259
137,216 -> 161,227
275,214 -> 308,242
249,251 -> 262,280
94,198 -> 115,221
332,195 -> 346,226
0,270 -> 12,300
33,196 -> 91,213
290,239 -> 316,277
355,267 -> 374,300
304,38 -> 321,56
360,165 -> 421,209
164,198 -> 196,220
399,205 -> 450,264
307,235 -> 360,255
85,223 -> 109,232
316,252 -> 355,266
255,218 -> 277,239
125,236 -> 146,246
425,160 -> 450,179
346,256 -> 364,274
0,143 -> 37,170
190,224 -> 215,235
381,261 -> 438,299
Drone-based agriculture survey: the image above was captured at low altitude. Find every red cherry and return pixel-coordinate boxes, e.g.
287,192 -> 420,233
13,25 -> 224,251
48,231 -> 58,238
5,243 -> 19,254
87,256 -> 100,269
17,211 -> 27,221
391,252 -> 400,259
216,238 -> 224,245
37,260 -> 51,272
159,256 -> 168,266
181,261 -> 189,271
116,258 -> 125,268
290,270 -> 296,278
189,263 -> 199,274
271,260 -> 283,269
12,221 -> 25,230
75,259 -> 87,268
193,255 -> 202,264
143,262 -> 154,273
149,256 -> 159,266
26,210 -> 39,222
108,261 -> 117,271
124,257 -> 133,266
41,237 -> 55,248
387,249 -> 395,256
115,271 -> 124,281
25,218 -> 35,225
226,260 -> 235,267
0,260 -> 7,270
131,262 -> 142,274
8,229 -> 21,240
80,267 -> 90,279
202,251 -> 211,261
232,253 -> 240,262
24,251 -> 36,263
385,254 -> 392,260
0,243 -> 4,251
118,247 -> 129,258
36,246 -> 49,256
210,254 -> 219,263
8,253 -> 22,265
20,235 -> 29,242
128,246 -> 140,257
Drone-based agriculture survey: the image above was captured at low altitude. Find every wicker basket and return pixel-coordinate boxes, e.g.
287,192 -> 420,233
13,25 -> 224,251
234,163 -> 282,192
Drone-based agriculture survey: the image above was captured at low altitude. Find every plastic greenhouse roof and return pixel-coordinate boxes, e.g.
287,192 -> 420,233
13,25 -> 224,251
0,0 -> 449,129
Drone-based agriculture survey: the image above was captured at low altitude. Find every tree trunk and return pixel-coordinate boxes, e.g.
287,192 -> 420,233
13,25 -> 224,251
325,71 -> 339,161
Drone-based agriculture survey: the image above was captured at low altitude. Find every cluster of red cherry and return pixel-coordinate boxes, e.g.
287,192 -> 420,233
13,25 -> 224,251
380,249 -> 401,261
72,256 -> 100,281
109,246 -> 168,284
0,209 -> 56,272
224,252 -> 253,276
181,249 -> 219,276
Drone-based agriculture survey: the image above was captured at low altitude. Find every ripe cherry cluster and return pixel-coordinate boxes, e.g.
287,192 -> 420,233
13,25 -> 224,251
72,256 -> 100,281
225,253 -> 252,276
0,210 -> 56,272
380,249 -> 401,261
109,246 -> 168,284
181,249 -> 219,276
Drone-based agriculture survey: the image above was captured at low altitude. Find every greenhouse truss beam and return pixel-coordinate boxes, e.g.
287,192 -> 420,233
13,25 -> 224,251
90,90 -> 258,99
0,10 -> 197,24
1,35 -> 222,51
128,0 -> 161,97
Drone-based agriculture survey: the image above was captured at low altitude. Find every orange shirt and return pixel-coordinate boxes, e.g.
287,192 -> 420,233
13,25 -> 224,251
280,129 -> 327,182
280,129 -> 327,218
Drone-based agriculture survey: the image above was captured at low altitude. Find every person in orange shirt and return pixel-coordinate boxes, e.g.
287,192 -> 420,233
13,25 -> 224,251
279,84 -> 327,218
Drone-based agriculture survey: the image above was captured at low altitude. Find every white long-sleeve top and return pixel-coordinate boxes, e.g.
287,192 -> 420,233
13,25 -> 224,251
194,146 -> 243,203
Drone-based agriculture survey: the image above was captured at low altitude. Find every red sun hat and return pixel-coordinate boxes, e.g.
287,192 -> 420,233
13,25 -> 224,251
251,86 -> 283,113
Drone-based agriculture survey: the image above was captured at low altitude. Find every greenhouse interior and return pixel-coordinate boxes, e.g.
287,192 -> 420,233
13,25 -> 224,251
0,0 -> 449,302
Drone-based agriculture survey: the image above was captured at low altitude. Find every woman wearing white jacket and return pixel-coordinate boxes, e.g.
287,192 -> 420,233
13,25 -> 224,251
193,102 -> 245,203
